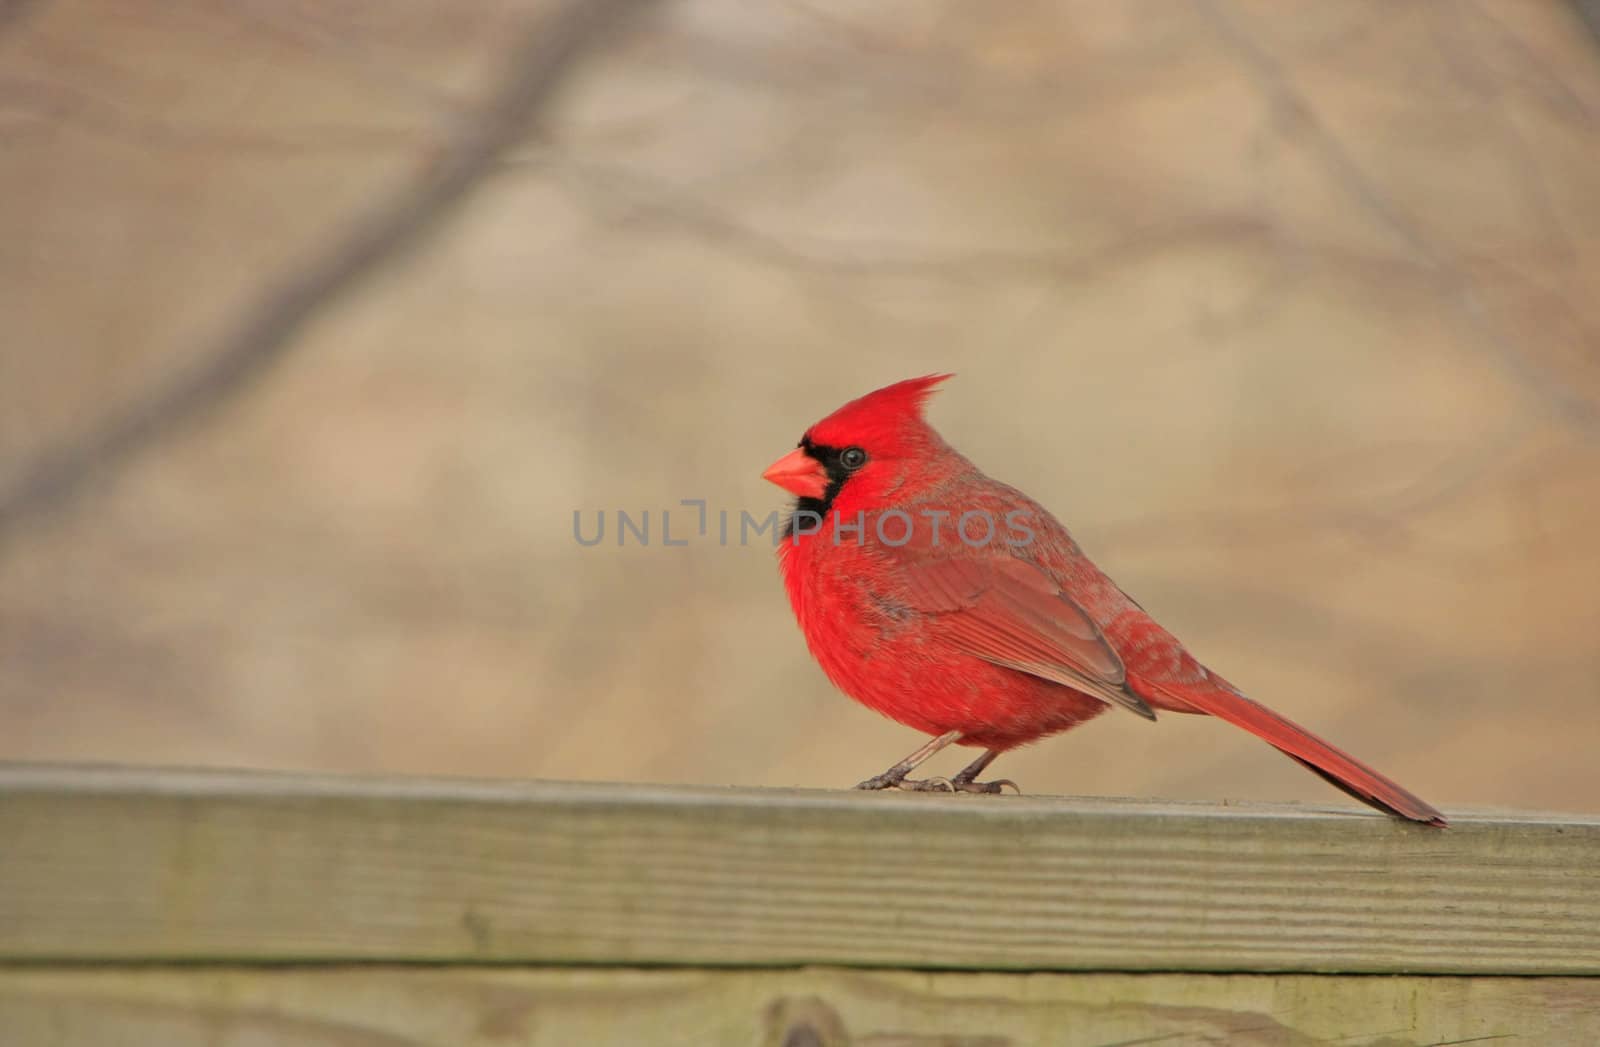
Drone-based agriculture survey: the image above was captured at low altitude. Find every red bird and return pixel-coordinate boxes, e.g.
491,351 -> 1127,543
762,375 -> 1446,826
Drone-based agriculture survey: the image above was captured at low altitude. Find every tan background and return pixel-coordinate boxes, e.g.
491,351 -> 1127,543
3,0 -> 1598,815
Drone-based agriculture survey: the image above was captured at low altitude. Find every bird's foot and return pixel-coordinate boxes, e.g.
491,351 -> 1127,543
949,777 -> 1021,795
853,773 -> 1019,794
900,776 -> 955,792
854,773 -> 953,791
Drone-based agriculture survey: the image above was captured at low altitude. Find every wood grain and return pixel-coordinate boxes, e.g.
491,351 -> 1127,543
1,765 -> 1597,973
1,966 -> 1597,1046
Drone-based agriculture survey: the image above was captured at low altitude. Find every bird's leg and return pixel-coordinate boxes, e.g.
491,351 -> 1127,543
854,731 -> 963,791
948,749 -> 1020,795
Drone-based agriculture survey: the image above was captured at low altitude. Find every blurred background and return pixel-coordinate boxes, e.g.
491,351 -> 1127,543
3,0 -> 1598,814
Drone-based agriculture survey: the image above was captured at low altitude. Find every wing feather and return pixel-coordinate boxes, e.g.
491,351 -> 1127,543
895,555 -> 1156,720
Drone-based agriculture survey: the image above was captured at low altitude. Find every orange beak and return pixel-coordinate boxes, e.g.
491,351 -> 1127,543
762,447 -> 828,499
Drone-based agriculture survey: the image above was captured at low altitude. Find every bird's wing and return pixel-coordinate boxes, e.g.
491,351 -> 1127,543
894,554 -> 1156,720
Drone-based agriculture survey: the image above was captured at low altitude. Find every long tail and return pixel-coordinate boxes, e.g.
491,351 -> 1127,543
1131,672 -> 1447,827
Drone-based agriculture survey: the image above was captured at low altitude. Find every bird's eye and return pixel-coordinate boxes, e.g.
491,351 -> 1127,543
839,446 -> 868,471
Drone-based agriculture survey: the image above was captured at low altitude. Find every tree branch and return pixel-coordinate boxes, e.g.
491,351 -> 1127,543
0,0 -> 661,548
1575,0 -> 1600,51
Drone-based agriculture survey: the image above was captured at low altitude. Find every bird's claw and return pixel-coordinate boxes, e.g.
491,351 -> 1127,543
853,774 -> 1020,795
952,778 -> 1022,795
854,774 -> 952,791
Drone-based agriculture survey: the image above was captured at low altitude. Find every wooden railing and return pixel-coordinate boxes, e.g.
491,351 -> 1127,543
2,765 -> 1597,1044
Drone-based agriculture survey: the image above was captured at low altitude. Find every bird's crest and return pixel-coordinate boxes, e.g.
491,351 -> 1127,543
804,374 -> 952,451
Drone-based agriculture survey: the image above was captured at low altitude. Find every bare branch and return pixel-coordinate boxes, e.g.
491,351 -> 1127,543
1195,0 -> 1600,442
556,158 -> 1273,284
0,0 -> 45,32
1575,0 -> 1600,53
0,0 -> 662,549
0,72 -> 427,151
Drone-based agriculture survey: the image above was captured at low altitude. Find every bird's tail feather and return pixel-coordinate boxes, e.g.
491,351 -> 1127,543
1132,673 -> 1447,827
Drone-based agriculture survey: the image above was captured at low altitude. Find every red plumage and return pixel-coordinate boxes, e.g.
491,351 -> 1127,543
763,375 -> 1446,826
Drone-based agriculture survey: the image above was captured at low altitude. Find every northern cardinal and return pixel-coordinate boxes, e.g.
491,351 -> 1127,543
762,375 -> 1446,826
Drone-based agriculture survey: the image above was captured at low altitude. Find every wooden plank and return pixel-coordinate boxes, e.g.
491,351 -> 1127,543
0,966 -> 1597,1046
1,765 -> 1597,973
